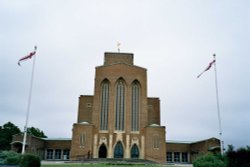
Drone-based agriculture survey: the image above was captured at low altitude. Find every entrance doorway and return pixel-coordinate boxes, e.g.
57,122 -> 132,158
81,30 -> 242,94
114,141 -> 123,158
11,142 -> 23,153
98,144 -> 107,158
131,144 -> 139,158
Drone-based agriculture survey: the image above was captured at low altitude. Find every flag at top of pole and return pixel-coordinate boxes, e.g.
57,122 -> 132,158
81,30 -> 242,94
19,46 -> 37,154
18,46 -> 37,66
197,55 -> 216,78
197,54 -> 224,155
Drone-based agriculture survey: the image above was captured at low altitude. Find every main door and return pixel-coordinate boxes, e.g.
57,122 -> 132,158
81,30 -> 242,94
99,144 -> 107,158
114,141 -> 124,158
131,144 -> 139,158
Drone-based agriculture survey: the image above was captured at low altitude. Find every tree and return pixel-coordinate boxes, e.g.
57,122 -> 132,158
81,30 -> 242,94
226,145 -> 250,167
27,127 -> 47,138
0,122 -> 48,151
0,122 -> 21,150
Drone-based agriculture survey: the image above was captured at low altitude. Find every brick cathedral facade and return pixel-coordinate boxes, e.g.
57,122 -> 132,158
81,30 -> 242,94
70,52 -> 166,163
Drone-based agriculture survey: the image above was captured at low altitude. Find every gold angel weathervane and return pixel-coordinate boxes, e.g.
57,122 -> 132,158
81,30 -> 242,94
117,42 -> 121,53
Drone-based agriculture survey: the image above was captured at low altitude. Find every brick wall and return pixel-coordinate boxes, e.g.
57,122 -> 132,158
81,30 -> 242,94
145,125 -> 166,163
77,95 -> 93,123
147,98 -> 160,125
104,52 -> 134,65
70,123 -> 94,160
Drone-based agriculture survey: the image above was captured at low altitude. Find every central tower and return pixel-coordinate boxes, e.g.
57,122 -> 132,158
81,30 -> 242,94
92,52 -> 148,134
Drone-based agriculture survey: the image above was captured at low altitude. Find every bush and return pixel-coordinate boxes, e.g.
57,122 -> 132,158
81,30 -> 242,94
0,151 -> 21,165
19,153 -> 41,167
193,153 -> 226,167
226,145 -> 250,167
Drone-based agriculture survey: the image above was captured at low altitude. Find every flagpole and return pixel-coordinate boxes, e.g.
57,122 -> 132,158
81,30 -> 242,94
21,47 -> 37,154
213,54 -> 224,155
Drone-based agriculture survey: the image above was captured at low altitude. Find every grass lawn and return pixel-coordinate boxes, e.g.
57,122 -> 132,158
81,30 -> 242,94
41,163 -> 168,167
42,164 -> 191,167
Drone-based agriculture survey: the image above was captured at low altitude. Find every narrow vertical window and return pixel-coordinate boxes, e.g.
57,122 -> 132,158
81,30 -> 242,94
131,81 -> 140,131
115,79 -> 125,131
153,134 -> 159,149
80,133 -> 86,147
100,80 -> 109,130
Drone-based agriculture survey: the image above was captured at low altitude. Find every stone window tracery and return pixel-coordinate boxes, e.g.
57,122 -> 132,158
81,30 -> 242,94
131,80 -> 140,131
100,79 -> 109,130
115,79 -> 125,131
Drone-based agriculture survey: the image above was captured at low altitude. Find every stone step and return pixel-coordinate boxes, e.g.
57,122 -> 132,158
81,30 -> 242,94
68,158 -> 158,165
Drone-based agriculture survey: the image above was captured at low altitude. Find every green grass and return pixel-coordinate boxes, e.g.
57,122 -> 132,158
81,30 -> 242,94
41,162 -> 192,167
42,164 -> 166,167
42,165 -> 192,167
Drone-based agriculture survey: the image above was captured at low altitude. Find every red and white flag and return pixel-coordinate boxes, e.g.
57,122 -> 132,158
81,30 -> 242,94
197,59 -> 216,78
18,46 -> 37,66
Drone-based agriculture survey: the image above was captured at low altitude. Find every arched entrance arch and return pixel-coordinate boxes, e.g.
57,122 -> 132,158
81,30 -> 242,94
98,143 -> 107,158
131,144 -> 139,158
114,141 -> 124,158
11,141 -> 26,153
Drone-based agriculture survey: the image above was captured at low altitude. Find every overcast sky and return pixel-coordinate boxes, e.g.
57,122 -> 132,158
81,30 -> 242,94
1,0 -> 249,149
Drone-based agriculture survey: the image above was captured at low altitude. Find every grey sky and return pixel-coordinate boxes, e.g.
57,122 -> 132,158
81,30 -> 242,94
1,0 -> 250,149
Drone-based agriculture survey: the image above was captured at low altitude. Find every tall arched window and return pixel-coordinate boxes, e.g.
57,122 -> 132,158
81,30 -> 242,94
100,80 -> 109,130
131,81 -> 140,131
115,79 -> 125,131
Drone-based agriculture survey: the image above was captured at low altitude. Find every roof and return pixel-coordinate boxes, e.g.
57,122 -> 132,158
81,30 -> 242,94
208,146 -> 221,151
12,133 -> 72,142
166,137 -> 219,145
42,138 -> 71,141
80,121 -> 90,124
166,140 -> 193,144
146,124 -> 165,128
10,141 -> 28,145
96,62 -> 147,71
13,133 -> 45,140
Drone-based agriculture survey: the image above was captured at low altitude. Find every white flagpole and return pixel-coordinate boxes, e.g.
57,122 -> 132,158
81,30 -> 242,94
213,54 -> 224,155
21,46 -> 37,154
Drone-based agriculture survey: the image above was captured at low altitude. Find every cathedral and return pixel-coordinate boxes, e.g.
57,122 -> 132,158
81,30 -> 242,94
11,51 -> 220,164
70,52 -> 166,163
